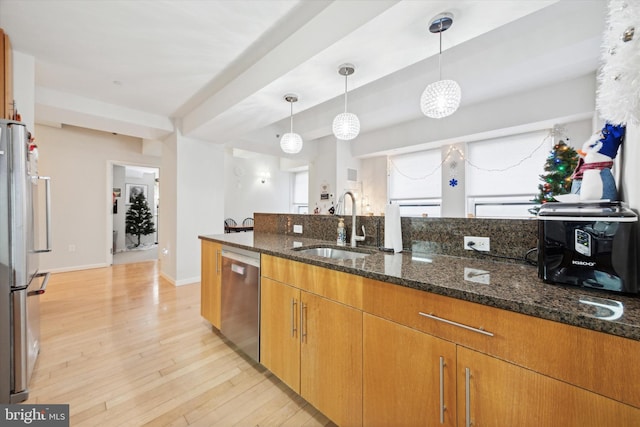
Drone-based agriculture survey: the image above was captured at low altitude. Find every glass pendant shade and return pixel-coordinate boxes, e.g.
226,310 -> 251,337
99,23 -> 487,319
281,93 -> 303,154
421,13 -> 461,119
332,63 -> 360,140
332,112 -> 360,140
280,132 -> 303,154
420,79 -> 461,119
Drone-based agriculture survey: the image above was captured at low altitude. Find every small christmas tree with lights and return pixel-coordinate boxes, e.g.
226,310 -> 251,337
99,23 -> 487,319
531,139 -> 580,206
125,193 -> 156,248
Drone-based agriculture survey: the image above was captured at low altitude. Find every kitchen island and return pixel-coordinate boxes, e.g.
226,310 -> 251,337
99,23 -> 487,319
200,231 -> 640,426
200,231 -> 640,340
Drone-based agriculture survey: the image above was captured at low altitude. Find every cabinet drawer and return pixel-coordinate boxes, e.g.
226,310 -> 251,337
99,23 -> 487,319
364,279 -> 640,409
262,255 -> 363,309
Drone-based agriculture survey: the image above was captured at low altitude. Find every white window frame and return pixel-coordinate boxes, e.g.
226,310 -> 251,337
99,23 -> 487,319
467,195 -> 538,218
291,170 -> 308,214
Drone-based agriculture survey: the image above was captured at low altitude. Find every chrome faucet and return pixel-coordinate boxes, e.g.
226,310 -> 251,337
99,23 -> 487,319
342,191 -> 365,247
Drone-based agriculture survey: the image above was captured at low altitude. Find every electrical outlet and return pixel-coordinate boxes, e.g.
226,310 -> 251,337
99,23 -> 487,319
464,268 -> 490,284
293,224 -> 303,234
464,236 -> 490,252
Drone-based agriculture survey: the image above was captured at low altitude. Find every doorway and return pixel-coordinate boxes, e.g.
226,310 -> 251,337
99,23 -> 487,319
110,163 -> 160,265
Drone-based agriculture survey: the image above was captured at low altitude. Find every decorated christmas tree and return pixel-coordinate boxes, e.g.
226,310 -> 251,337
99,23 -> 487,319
531,139 -> 579,206
125,193 -> 156,247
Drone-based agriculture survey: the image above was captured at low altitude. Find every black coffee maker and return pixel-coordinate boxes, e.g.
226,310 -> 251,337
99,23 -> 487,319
537,202 -> 638,293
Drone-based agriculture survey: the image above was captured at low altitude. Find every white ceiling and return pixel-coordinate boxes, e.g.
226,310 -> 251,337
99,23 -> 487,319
0,0 -> 606,160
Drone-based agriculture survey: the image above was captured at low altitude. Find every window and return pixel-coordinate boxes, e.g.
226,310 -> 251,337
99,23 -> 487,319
466,130 -> 551,218
388,149 -> 442,217
292,170 -> 308,213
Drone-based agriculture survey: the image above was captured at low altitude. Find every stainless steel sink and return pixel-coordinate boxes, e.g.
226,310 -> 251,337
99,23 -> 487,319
293,246 -> 371,260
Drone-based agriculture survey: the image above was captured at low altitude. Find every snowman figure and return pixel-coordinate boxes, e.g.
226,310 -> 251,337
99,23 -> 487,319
570,123 -> 625,201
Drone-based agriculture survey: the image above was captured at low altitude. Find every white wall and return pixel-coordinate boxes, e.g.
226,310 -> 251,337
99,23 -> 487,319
12,51 -> 34,131
309,135 -> 338,214
223,150 -> 291,222
440,143 -> 466,217
159,132 -> 178,282
160,129 -> 225,286
361,156 -> 387,215
336,139 -> 361,213
36,124 -> 160,272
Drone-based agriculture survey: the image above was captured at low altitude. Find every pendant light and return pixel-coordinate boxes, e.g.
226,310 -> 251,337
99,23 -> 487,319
280,94 -> 303,154
420,13 -> 461,119
332,63 -> 360,140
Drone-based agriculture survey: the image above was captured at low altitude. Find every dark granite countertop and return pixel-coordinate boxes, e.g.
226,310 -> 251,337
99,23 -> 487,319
200,232 -> 640,342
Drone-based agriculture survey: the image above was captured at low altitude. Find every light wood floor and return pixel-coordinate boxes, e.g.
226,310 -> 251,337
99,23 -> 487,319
26,261 -> 336,426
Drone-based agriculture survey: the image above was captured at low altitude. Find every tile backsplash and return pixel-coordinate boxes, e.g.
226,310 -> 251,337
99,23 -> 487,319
254,213 -> 538,263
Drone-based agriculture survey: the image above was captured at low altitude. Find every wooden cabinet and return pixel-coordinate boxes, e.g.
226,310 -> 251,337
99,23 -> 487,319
364,279 -> 640,427
363,278 -> 640,411
261,255 -> 363,427
200,240 -> 222,328
457,346 -> 640,427
0,29 -> 13,120
300,291 -> 362,427
206,249 -> 640,426
260,277 -> 300,391
363,313 -> 456,427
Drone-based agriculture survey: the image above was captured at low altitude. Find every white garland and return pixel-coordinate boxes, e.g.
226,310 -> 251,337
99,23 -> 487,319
596,0 -> 640,126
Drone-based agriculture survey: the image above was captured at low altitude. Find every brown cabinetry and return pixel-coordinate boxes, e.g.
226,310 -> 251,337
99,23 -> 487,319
260,277 -> 300,391
363,313 -> 456,427
201,247 -> 640,426
364,279 -> 640,426
261,255 -> 363,427
0,29 -> 13,120
200,240 -> 222,328
457,346 -> 640,427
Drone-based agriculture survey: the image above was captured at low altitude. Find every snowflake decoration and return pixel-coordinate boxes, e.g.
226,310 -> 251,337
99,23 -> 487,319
449,178 -> 458,187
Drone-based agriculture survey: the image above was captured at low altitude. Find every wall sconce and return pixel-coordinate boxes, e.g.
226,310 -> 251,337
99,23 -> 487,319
259,172 -> 271,184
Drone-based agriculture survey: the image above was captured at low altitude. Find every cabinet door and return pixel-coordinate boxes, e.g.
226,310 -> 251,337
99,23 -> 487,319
457,346 -> 640,427
301,291 -> 362,427
363,314 -> 456,427
260,277 -> 301,393
1,30 -> 12,120
200,240 -> 222,328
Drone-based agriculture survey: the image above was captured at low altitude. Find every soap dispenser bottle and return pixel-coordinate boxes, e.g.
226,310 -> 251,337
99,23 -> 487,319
337,218 -> 346,246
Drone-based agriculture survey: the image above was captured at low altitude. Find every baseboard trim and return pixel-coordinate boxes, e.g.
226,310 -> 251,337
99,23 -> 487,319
46,263 -> 110,274
176,276 -> 200,286
159,271 -> 199,287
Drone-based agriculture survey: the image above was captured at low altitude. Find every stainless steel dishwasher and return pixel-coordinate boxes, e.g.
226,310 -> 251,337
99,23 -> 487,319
221,246 -> 260,362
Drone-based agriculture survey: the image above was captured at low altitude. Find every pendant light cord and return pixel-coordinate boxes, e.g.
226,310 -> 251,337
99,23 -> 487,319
438,20 -> 443,81
289,101 -> 294,133
344,74 -> 348,113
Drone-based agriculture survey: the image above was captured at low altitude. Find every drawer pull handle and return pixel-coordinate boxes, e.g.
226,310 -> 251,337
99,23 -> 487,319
291,298 -> 297,337
439,356 -> 445,424
419,312 -> 494,337
465,367 -> 471,427
300,302 -> 307,343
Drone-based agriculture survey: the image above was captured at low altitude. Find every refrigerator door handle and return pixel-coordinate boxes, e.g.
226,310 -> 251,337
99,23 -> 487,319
34,176 -> 52,253
28,272 -> 50,296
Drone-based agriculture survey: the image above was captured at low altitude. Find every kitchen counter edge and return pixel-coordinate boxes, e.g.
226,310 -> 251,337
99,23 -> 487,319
199,233 -> 640,342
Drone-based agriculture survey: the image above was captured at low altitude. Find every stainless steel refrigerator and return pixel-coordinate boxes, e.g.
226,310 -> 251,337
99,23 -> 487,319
0,119 -> 51,403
